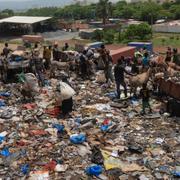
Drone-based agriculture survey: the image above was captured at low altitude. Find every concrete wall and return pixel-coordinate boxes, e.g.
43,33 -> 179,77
153,25 -> 180,33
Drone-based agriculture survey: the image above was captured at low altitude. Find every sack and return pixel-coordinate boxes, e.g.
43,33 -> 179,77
96,71 -> 106,83
24,73 -> 39,93
57,82 -> 75,101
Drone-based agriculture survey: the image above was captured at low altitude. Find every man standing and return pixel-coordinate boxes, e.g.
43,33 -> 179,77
31,50 -> 45,86
53,42 -> 59,61
142,52 -> 150,71
80,50 -> 88,79
104,50 -> 113,84
3,43 -> 12,58
140,83 -> 152,115
114,58 -> 132,99
165,47 -> 172,63
43,46 -> 52,70
173,48 -> 180,66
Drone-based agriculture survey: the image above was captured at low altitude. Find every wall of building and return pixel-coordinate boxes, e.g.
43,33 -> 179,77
153,25 -> 180,33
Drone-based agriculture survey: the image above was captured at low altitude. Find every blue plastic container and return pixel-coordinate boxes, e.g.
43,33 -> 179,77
128,42 -> 153,54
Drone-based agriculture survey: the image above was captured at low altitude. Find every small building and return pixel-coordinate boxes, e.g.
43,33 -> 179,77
0,16 -> 52,36
153,20 -> 180,33
58,20 -> 89,31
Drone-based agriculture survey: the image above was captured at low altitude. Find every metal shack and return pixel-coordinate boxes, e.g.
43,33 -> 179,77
110,46 -> 136,64
128,42 -> 153,54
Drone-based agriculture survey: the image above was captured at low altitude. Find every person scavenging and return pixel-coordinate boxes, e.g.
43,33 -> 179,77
114,58 -> 133,99
140,83 -> 152,115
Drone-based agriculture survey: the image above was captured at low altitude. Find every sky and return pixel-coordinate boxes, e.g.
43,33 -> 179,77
0,0 -> 120,11
0,0 -> 119,11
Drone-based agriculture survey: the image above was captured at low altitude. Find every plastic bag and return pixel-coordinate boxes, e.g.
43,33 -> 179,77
20,164 -> 29,175
0,100 -> 6,107
85,165 -> 102,176
0,147 -> 11,157
0,136 -> 5,143
101,119 -> 112,132
57,81 -> 75,101
52,124 -> 64,133
70,134 -> 86,144
0,92 -> 11,97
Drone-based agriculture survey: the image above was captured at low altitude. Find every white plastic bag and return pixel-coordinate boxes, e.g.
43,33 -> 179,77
57,81 -> 75,101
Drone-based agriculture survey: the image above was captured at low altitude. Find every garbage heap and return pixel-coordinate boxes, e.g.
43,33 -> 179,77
0,75 -> 180,180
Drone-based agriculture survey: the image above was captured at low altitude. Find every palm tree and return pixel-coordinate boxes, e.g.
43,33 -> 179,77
96,0 -> 112,25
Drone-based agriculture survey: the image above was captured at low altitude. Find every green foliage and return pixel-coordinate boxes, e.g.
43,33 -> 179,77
21,7 -> 58,17
104,29 -> 115,43
96,0 -> 112,24
0,9 -> 14,19
125,23 -> 152,41
137,2 -> 161,24
153,33 -> 180,47
0,0 -> 179,25
161,38 -> 166,45
170,5 -> 180,19
92,29 -> 104,41
92,29 -> 115,44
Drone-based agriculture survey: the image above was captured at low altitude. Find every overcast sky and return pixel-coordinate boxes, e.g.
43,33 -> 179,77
0,0 -> 120,10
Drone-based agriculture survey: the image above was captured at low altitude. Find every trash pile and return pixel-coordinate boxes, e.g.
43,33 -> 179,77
0,74 -> 180,179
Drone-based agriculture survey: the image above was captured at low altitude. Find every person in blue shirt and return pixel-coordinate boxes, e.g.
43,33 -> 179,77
142,52 -> 149,70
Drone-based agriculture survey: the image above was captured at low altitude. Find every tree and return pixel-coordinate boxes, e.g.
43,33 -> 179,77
170,5 -> 180,19
113,1 -> 127,17
136,23 -> 152,40
120,6 -> 134,19
125,23 -> 152,41
104,29 -> 115,43
2,9 -> 14,16
0,9 -> 14,19
138,2 -> 161,24
92,29 -> 104,41
96,0 -> 112,24
125,24 -> 138,40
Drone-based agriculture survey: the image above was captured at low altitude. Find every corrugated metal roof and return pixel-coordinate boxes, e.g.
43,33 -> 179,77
0,16 -> 51,24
